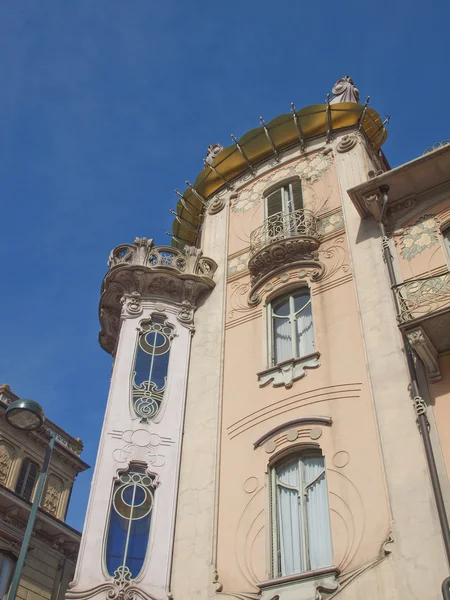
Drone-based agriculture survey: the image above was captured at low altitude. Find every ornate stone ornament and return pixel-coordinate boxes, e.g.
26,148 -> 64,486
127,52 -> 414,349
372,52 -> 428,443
330,75 -> 360,104
399,215 -> 438,260
121,291 -> 143,318
406,327 -> 441,381
99,240 -> 217,354
257,352 -> 321,388
207,195 -> 226,215
204,142 -> 224,166
43,475 -> 63,517
336,135 -> 357,153
0,443 -> 14,485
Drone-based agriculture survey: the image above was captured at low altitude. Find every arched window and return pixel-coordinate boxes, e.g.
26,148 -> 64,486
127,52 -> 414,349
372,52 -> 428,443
271,453 -> 332,577
105,465 -> 156,581
0,551 -> 17,599
14,459 -> 39,501
132,315 -> 175,422
269,290 -> 314,366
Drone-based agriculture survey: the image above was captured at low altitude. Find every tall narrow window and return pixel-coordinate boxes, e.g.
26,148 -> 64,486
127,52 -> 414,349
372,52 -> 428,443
132,316 -> 174,422
269,291 -> 314,365
14,459 -> 39,501
266,180 -> 303,242
0,552 -> 16,599
443,226 -> 450,259
105,466 -> 156,581
271,455 -> 332,577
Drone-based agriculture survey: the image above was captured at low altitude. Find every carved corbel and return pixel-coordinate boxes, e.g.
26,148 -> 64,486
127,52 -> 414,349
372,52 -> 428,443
121,292 -> 143,319
176,300 -> 195,331
407,327 -> 441,382
362,192 -> 382,221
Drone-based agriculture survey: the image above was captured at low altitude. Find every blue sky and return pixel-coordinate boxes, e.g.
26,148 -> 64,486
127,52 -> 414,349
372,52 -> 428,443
0,1 -> 449,531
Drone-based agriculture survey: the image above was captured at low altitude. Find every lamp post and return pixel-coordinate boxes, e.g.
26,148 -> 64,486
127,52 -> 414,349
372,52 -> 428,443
5,399 -> 56,600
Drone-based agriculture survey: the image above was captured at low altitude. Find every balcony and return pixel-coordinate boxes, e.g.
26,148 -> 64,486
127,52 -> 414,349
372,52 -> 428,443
393,272 -> 450,380
248,208 -> 322,282
99,238 -> 217,354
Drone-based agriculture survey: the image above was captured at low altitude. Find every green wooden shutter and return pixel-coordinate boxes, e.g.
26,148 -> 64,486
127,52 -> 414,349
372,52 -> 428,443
291,179 -> 303,210
266,188 -> 283,217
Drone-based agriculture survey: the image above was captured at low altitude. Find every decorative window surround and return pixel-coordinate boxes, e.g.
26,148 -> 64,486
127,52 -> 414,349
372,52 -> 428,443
259,566 -> 339,600
257,352 -> 320,389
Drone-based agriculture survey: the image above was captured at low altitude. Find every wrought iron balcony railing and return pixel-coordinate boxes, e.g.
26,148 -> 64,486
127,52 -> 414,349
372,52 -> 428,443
249,208 -> 321,257
393,272 -> 450,324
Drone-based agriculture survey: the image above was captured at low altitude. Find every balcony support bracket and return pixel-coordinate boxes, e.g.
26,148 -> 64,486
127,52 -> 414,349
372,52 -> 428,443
407,327 -> 441,382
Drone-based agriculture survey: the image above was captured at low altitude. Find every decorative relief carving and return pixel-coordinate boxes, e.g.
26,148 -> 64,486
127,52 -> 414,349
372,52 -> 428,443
228,251 -> 250,277
332,451 -> 350,468
121,292 -> 143,319
317,210 -> 344,236
243,477 -> 259,494
330,76 -> 360,104
0,442 -> 15,484
100,242 -> 217,354
205,142 -> 224,166
43,475 -> 64,517
110,429 -> 175,468
336,135 -> 357,153
407,327 -> 441,381
176,300 -> 195,330
66,567 -> 157,600
257,352 -> 321,389
399,214 -> 438,260
208,196 -> 226,215
232,153 -> 333,213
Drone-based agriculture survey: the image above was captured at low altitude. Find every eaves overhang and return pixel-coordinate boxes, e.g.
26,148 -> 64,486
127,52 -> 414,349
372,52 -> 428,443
172,102 -> 388,248
347,143 -> 450,220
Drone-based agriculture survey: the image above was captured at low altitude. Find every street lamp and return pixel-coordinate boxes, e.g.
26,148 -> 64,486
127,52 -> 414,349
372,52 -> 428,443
5,399 -> 56,600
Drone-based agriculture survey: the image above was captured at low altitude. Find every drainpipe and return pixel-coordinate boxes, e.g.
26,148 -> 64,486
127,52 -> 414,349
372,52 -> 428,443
378,184 -> 450,598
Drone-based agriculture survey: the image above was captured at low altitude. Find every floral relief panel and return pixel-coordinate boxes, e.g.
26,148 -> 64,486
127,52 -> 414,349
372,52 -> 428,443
400,215 -> 438,261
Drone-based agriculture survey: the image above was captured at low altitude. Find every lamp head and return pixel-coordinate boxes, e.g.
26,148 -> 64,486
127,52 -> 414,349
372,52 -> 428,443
5,399 -> 45,431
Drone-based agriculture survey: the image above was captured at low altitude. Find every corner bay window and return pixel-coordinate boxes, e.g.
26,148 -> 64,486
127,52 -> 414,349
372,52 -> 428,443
14,459 -> 39,501
268,291 -> 314,366
271,454 -> 332,577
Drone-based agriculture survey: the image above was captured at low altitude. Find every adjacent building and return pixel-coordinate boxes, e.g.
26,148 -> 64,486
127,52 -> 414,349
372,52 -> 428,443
0,384 -> 89,600
69,77 -> 450,599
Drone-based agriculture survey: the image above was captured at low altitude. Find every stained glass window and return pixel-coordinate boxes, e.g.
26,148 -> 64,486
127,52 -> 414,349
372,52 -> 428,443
105,466 -> 156,581
132,316 -> 174,422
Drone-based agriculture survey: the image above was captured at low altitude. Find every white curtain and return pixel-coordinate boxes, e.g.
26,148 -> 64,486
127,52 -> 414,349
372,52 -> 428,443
0,553 -> 16,599
277,461 -> 302,576
274,316 -> 292,364
304,458 -> 332,570
296,301 -> 314,358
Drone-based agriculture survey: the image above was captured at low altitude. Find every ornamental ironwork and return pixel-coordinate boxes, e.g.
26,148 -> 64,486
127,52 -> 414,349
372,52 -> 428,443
249,208 -> 321,257
393,272 -> 450,324
132,316 -> 175,422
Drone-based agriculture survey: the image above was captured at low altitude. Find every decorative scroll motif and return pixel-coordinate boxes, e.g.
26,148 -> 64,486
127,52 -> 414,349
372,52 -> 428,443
336,135 -> 357,153
204,143 -> 224,166
232,154 -> 333,213
43,474 -> 64,516
399,215 -> 438,260
110,429 -> 175,468
176,300 -> 195,330
0,443 -> 15,485
329,76 -> 360,104
257,352 -> 320,388
393,272 -> 450,323
132,316 -> 175,422
208,196 -> 226,215
105,466 -> 157,581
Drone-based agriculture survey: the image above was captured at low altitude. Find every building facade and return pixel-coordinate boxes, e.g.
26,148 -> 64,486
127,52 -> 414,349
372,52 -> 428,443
69,78 -> 450,599
0,384 -> 89,600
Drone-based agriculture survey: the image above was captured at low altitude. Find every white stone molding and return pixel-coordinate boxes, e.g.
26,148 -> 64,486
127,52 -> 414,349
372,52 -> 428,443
406,327 -> 441,381
257,352 -> 320,388
121,292 -> 143,319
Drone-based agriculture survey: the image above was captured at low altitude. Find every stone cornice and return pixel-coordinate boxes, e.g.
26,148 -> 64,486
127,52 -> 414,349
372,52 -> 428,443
99,239 -> 217,354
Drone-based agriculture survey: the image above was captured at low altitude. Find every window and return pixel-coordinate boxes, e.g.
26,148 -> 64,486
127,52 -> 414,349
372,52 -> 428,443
105,465 -> 156,581
266,180 -> 303,218
269,291 -> 314,366
271,454 -> 332,577
14,459 -> 39,501
0,551 -> 16,599
132,315 -> 175,422
265,180 -> 303,242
